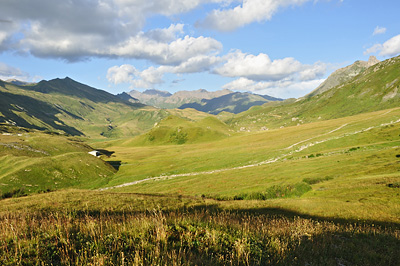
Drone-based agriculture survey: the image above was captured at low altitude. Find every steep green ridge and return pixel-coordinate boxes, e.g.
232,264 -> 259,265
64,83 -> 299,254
0,78 -> 169,138
228,55 -> 400,131
179,92 -> 282,114
0,126 -> 115,196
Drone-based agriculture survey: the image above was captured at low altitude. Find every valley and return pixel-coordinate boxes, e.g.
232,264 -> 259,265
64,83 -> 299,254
0,55 -> 399,265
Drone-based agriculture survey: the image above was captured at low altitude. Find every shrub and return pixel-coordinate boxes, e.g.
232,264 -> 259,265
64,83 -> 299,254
0,188 -> 27,199
303,176 -> 334,185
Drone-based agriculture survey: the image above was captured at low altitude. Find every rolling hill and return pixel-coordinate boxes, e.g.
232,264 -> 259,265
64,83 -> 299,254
0,125 -> 116,196
123,115 -> 232,146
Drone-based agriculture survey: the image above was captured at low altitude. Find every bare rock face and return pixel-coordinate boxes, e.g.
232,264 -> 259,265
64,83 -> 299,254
367,56 -> 380,67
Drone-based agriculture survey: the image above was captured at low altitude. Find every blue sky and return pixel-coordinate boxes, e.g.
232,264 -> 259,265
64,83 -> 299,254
1,0 -> 399,98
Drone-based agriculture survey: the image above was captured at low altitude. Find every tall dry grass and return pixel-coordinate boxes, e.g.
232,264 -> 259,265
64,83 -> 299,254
1,204 -> 399,265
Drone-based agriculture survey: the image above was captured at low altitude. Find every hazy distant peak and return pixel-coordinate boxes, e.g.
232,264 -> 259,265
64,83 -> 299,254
5,79 -> 33,86
143,89 -> 172,97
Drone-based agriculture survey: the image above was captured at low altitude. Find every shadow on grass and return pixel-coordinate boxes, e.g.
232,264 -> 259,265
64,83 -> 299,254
97,149 -> 115,157
106,161 -> 121,171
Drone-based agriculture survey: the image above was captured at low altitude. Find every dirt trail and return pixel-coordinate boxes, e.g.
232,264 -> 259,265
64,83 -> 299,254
99,117 -> 400,191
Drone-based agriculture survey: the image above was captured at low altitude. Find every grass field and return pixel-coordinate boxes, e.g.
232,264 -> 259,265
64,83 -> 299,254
92,108 -> 400,225
1,107 -> 400,264
1,190 -> 399,265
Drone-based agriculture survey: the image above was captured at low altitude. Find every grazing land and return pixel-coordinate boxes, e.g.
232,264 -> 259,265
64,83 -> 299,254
1,56 -> 400,265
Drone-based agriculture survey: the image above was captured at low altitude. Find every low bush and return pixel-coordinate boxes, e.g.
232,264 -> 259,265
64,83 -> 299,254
303,176 -> 334,185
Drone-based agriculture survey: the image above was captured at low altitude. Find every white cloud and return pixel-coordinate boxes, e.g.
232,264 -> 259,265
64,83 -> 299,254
107,64 -> 137,84
373,26 -> 387,36
0,0 -> 228,62
199,0 -> 310,31
215,51 -> 301,80
363,44 -> 382,55
0,62 -> 30,81
107,54 -> 221,88
214,50 -> 326,81
144,24 -> 185,43
109,34 -> 222,65
380,34 -> 400,56
223,77 -> 325,98
364,34 -> 400,57
215,51 -> 327,98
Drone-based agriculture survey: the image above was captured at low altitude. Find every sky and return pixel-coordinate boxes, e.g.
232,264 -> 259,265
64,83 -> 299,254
0,0 -> 400,99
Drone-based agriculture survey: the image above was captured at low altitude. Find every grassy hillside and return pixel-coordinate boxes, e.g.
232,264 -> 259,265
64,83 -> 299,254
0,125 -> 116,196
0,78 -> 169,139
121,115 -> 233,146
96,107 -> 400,224
1,56 -> 400,265
227,55 -> 400,131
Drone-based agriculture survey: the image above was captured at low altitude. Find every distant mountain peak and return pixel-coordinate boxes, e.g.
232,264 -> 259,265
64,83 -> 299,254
143,89 -> 172,97
368,56 -> 379,67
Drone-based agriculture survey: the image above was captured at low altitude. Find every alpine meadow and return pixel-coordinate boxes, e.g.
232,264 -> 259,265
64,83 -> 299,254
1,0 -> 400,265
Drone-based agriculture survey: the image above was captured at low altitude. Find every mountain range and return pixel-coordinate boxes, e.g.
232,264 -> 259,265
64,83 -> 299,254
0,77 -> 167,138
123,88 -> 282,114
1,55 -> 399,139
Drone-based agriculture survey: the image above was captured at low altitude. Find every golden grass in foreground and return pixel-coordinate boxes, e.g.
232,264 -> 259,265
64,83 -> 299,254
0,190 -> 399,265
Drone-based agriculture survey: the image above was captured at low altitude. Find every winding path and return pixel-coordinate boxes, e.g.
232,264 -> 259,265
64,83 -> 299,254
99,115 -> 400,191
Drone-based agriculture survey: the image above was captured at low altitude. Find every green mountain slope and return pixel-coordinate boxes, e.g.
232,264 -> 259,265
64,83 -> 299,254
0,125 -> 116,196
306,56 -> 380,98
0,78 -> 169,138
227,55 -> 400,131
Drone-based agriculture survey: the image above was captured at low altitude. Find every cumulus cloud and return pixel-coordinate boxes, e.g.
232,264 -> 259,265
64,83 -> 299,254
214,51 -> 326,82
373,26 -> 387,36
107,64 -> 137,85
213,50 -> 326,97
199,0 -> 310,31
222,77 -> 325,98
0,0 -> 226,62
364,34 -> 400,57
109,34 -> 222,65
107,54 -> 221,88
108,49 -> 326,96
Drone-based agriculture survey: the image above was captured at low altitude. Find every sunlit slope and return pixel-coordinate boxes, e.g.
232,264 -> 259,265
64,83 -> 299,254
0,78 -> 169,138
0,126 -> 115,196
98,108 -> 400,221
227,55 -> 400,131
122,115 -> 233,146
